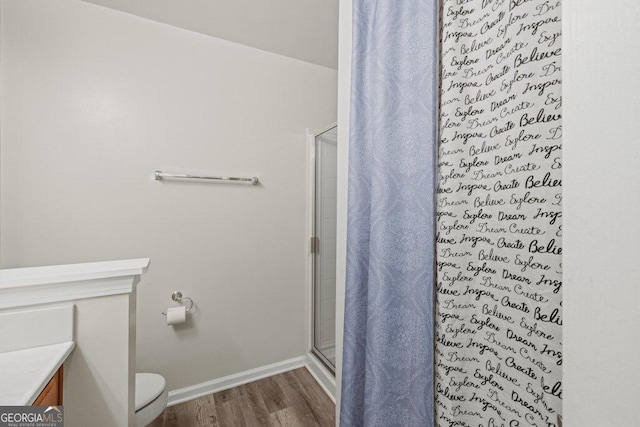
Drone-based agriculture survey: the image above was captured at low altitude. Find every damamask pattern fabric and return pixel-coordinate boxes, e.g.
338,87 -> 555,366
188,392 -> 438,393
435,0 -> 563,426
340,1 -> 438,426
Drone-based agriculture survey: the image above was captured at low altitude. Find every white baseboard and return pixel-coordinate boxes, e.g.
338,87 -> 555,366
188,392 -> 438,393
304,353 -> 336,402
167,353 -> 336,407
168,356 -> 306,407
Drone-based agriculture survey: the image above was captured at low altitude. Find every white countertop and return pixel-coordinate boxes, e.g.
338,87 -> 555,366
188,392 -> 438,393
0,341 -> 75,405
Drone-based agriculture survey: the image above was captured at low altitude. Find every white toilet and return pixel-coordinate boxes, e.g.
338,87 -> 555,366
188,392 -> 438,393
135,373 -> 168,427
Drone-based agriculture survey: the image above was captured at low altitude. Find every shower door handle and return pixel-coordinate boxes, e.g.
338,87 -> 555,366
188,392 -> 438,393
310,237 -> 320,254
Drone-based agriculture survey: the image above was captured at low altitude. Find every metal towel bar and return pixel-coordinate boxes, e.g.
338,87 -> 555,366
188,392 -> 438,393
155,170 -> 259,185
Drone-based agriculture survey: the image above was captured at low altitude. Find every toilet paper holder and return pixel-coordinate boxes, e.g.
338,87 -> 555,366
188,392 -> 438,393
161,291 -> 194,315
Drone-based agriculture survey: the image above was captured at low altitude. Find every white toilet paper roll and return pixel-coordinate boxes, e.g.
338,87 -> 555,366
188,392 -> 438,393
166,306 -> 186,325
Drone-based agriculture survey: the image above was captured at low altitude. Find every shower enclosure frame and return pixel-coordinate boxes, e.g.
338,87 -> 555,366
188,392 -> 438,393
307,123 -> 338,376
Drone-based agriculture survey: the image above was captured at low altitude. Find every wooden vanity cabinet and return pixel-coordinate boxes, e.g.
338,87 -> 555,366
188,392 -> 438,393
33,366 -> 63,406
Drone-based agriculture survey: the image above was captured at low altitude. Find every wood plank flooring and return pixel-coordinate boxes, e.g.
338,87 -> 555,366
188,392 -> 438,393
149,368 -> 335,427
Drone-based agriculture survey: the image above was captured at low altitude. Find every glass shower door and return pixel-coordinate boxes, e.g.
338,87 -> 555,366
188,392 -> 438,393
312,125 -> 337,372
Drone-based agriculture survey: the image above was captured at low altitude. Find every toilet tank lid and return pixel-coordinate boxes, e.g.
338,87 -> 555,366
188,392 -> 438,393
135,373 -> 166,411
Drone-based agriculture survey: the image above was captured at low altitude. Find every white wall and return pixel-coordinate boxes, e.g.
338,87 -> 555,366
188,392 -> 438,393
82,0 -> 339,69
0,0 -> 337,392
563,1 -> 640,426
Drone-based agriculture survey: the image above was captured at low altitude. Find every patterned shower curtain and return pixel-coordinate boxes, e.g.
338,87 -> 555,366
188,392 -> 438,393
340,0 -> 438,426
435,0 -> 563,426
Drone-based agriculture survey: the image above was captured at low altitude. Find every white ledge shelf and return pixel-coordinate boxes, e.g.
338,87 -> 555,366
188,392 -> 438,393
0,258 -> 150,310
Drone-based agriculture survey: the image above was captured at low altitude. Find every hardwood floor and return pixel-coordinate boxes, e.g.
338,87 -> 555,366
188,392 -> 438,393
149,368 -> 335,427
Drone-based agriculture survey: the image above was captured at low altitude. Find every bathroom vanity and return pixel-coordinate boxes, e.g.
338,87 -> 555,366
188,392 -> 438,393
33,366 -> 64,406
0,304 -> 74,406
0,258 -> 150,426
0,342 -> 72,406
